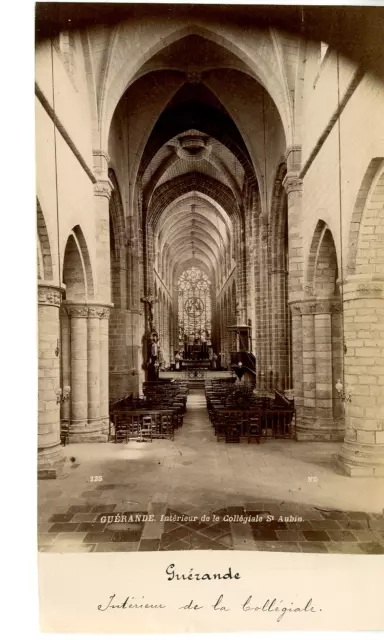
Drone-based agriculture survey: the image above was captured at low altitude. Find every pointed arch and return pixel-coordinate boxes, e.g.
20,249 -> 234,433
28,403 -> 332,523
101,23 -> 292,150
148,172 -> 239,226
36,198 -> 53,281
307,220 -> 339,299
347,158 -> 384,277
62,225 -> 94,301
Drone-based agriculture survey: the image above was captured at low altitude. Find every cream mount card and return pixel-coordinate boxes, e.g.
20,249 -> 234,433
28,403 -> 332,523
36,1 -> 384,634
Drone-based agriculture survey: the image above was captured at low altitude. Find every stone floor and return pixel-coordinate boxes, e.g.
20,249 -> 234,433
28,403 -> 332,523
38,391 -> 384,554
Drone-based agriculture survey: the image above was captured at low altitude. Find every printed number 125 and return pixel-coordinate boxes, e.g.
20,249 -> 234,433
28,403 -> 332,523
90,476 -> 103,482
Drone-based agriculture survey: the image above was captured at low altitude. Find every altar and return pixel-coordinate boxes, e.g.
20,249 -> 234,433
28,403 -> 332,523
183,359 -> 211,370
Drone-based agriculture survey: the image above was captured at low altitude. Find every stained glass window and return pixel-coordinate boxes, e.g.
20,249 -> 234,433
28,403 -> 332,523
178,267 -> 212,348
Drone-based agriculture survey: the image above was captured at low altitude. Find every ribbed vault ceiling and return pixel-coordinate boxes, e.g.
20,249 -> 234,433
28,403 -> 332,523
134,36 -> 266,292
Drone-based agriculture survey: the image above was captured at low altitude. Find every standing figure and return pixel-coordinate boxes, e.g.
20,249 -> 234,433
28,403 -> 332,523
147,330 -> 159,381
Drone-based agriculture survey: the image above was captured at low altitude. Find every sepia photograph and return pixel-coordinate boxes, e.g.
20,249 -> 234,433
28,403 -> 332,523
36,1 -> 384,566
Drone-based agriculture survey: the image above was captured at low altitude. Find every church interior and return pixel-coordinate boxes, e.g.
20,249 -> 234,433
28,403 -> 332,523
36,3 -> 384,553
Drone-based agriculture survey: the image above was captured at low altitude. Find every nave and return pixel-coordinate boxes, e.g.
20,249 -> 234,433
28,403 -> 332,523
36,3 -> 384,547
38,390 -> 384,554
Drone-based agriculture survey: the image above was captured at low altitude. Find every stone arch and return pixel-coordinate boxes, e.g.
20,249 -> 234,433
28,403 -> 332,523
73,226 -> 94,298
37,198 -> 53,281
304,220 -> 344,432
62,226 -> 94,302
102,23 -> 292,151
139,99 -> 255,189
340,159 -> 384,475
307,220 -> 336,297
347,158 -> 384,275
315,228 -> 339,299
351,160 -> 384,277
148,173 -> 240,226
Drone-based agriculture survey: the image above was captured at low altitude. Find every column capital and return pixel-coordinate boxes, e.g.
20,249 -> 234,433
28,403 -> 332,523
282,172 -> 303,195
38,283 -> 62,307
91,305 -> 111,320
64,303 -> 89,318
290,298 -> 342,316
94,178 -> 113,200
285,145 -> 302,173
93,148 -> 110,175
341,274 -> 384,301
64,302 -> 112,319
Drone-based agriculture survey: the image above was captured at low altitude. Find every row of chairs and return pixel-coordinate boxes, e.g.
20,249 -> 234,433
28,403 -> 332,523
205,380 -> 296,443
112,410 -> 175,443
109,381 -> 189,444
215,409 -> 263,443
143,381 -> 188,412
210,407 -> 295,443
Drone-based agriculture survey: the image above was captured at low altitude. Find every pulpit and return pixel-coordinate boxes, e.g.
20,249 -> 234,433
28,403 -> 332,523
227,323 -> 256,386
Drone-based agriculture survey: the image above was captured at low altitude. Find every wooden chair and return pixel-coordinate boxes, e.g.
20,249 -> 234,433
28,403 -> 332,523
225,413 -> 240,443
160,413 -> 174,440
60,420 -> 70,446
139,415 -> 153,442
114,413 -> 129,443
151,413 -> 162,439
247,410 -> 262,444
213,410 -> 226,441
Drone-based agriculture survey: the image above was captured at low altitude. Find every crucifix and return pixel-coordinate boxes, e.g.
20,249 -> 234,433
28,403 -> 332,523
140,291 -> 158,334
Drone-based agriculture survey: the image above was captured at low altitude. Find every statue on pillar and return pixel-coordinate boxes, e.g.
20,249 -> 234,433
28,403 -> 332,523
140,290 -> 158,334
141,291 -> 161,381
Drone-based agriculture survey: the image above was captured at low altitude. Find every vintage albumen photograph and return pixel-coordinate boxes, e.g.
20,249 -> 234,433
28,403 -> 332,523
36,2 -> 384,557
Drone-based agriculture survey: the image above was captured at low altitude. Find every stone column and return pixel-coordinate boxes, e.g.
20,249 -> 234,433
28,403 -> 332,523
314,300 -> 344,440
237,217 -> 248,326
60,307 -> 71,424
93,152 -> 113,306
301,303 -> 316,428
339,275 -> 384,476
65,303 -> 110,441
119,248 -> 128,310
290,304 -> 304,421
283,173 -> 304,299
38,284 -> 63,478
259,214 -> 270,385
66,304 -> 88,439
271,268 -> 288,389
92,151 -> 113,438
283,172 -> 304,414
331,308 -> 344,421
87,307 -> 101,429
94,176 -> 112,302
294,299 -> 344,441
314,306 -> 334,424
99,306 -> 111,434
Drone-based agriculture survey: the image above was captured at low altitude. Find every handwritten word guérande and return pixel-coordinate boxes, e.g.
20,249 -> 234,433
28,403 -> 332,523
166,563 -> 241,581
